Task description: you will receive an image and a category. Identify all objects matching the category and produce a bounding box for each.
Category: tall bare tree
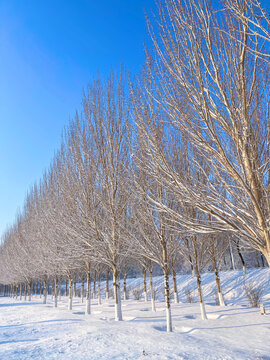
[144,0,270,263]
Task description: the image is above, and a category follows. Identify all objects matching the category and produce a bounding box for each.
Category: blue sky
[0,0,154,237]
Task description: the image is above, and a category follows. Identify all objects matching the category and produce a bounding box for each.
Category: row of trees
[0,0,270,332]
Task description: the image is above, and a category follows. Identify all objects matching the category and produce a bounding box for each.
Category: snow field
[1,268,270,360]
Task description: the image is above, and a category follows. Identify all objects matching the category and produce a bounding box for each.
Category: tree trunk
[106,269,109,300]
[19,283,22,301]
[73,280,76,298]
[81,273,84,303]
[112,265,122,321]
[229,240,236,270]
[149,268,156,312]
[98,268,101,305]
[65,279,68,297]
[123,271,127,301]
[261,249,270,267]
[142,268,148,302]
[54,277,58,308]
[162,243,172,332]
[192,237,207,320]
[171,267,179,304]
[68,277,73,310]
[58,279,61,300]
[24,282,27,301]
[211,250,226,306]
[28,281,32,301]
[93,271,96,299]
[85,263,91,315]
[236,241,246,274]
[163,265,172,332]
[43,280,47,304]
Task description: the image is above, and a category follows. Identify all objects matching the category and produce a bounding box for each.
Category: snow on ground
[1,268,270,360]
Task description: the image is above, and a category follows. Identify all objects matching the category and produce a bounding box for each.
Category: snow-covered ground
[1,268,270,360]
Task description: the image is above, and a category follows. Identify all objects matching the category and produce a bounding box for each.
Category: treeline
[0,0,270,332]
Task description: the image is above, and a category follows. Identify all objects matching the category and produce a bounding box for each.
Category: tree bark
[162,244,172,332]
[28,281,32,301]
[98,268,101,305]
[105,269,109,300]
[171,267,179,304]
[24,282,27,301]
[236,240,246,274]
[192,237,207,320]
[149,267,156,312]
[43,280,47,304]
[54,277,58,307]
[81,272,84,303]
[68,276,73,310]
[211,247,226,306]
[93,271,96,299]
[142,268,148,302]
[112,264,122,321]
[85,262,91,315]
[123,270,127,301]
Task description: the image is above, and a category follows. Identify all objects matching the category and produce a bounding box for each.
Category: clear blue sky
[0,0,154,238]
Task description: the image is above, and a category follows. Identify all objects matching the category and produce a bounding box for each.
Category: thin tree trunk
[19,283,22,300]
[237,241,246,274]
[171,267,179,304]
[58,279,62,300]
[142,268,148,302]
[162,243,172,332]
[106,269,109,300]
[81,273,84,303]
[85,262,91,315]
[229,240,236,270]
[43,280,47,304]
[261,249,270,267]
[68,276,73,310]
[28,281,32,301]
[149,267,156,312]
[186,239,194,276]
[112,264,122,321]
[40,283,43,298]
[54,277,58,308]
[65,279,68,297]
[98,268,101,305]
[73,280,76,298]
[24,282,27,301]
[211,246,226,306]
[123,270,127,301]
[192,236,207,320]
[261,252,266,267]
[93,271,96,299]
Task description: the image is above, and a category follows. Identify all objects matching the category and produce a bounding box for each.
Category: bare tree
[79,71,132,321]
[143,0,270,264]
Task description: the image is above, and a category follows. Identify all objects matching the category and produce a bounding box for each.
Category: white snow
[1,268,270,360]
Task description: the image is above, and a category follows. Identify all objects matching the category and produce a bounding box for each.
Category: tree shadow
[178,322,270,334]
[0,302,40,307]
[0,318,82,329]
[0,338,39,345]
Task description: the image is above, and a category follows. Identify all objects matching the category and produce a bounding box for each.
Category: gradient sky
[0,0,154,238]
